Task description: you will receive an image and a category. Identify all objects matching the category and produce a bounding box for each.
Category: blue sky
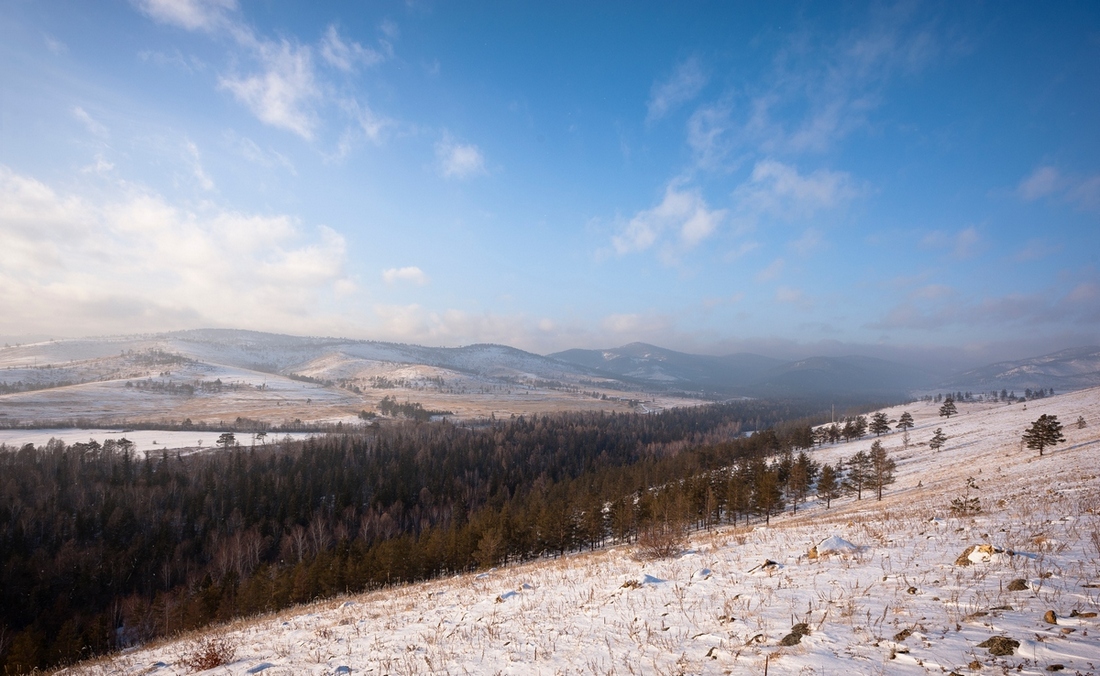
[1,1,1097,368]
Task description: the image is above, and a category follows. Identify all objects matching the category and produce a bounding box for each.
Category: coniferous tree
[869,412,892,436]
[939,397,958,418]
[868,440,896,501]
[845,450,872,500]
[896,411,914,433]
[1022,414,1065,456]
[816,463,840,508]
[929,427,947,451]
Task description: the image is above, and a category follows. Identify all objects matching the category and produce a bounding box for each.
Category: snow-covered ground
[58,388,1100,675]
[0,428,319,455]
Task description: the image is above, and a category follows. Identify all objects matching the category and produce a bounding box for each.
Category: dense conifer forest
[0,399,848,673]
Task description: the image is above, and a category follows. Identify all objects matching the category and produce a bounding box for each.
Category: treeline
[0,399,838,673]
[376,395,454,421]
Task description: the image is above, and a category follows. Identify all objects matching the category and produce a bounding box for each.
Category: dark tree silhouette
[1022,414,1065,456]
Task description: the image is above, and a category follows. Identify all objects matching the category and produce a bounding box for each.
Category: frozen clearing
[60,388,1100,675]
[0,429,319,455]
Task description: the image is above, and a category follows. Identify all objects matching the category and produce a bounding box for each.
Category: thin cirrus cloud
[734,159,859,217]
[0,164,353,335]
[136,1,391,144]
[382,266,428,286]
[1017,165,1100,212]
[134,0,236,32]
[647,57,708,123]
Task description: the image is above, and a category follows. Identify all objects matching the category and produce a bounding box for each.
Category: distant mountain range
[549,343,936,399]
[3,330,1097,417]
[933,345,1100,394]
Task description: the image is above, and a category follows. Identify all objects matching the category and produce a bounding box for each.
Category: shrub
[179,634,237,673]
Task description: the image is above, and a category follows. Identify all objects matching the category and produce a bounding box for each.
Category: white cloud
[1017,165,1100,212]
[320,25,385,72]
[184,140,215,191]
[134,0,235,31]
[436,137,486,180]
[72,107,108,138]
[612,184,727,256]
[733,159,859,220]
[0,165,352,335]
[382,266,428,286]
[647,57,708,123]
[219,39,320,139]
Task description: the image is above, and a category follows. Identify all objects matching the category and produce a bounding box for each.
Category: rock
[977,635,1019,656]
[1043,610,1057,624]
[1070,609,1097,618]
[893,628,912,641]
[790,623,810,636]
[907,586,918,594]
[1047,664,1065,671]
[968,660,982,670]
[1007,578,1029,591]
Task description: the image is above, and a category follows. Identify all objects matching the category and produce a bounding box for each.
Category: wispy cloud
[612,183,727,257]
[732,159,859,222]
[320,24,386,72]
[43,34,67,55]
[755,258,784,282]
[382,266,428,286]
[133,0,236,32]
[72,107,108,138]
[921,226,982,259]
[436,136,486,179]
[1017,165,1100,212]
[219,39,320,139]
[647,57,708,123]
[184,140,215,191]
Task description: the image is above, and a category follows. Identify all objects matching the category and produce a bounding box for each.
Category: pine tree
[816,463,840,508]
[869,440,896,501]
[929,427,947,451]
[845,450,872,500]
[939,397,958,418]
[869,412,892,436]
[1022,414,1065,456]
[896,411,914,432]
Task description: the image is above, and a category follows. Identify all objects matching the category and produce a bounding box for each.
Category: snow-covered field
[58,388,1100,675]
[0,428,319,455]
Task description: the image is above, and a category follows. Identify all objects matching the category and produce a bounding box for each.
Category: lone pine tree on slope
[939,397,958,418]
[1022,414,1065,456]
[869,411,892,436]
[929,427,947,451]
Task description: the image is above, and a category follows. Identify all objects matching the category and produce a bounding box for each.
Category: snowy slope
[59,387,1100,676]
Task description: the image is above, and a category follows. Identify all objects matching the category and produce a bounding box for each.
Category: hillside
[935,346,1100,394]
[58,388,1100,675]
[0,330,702,426]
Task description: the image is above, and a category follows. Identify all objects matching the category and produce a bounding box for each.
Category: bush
[635,520,687,560]
[179,634,237,673]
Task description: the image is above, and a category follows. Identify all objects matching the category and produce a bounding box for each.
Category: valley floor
[59,389,1100,675]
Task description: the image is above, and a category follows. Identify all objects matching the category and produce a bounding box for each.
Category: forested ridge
[0,399,844,673]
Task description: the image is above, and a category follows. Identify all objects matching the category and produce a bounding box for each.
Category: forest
[0,398,877,673]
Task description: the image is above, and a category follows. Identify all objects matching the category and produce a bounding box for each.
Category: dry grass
[177,634,237,673]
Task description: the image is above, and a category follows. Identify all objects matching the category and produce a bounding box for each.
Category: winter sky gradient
[1,1,1098,368]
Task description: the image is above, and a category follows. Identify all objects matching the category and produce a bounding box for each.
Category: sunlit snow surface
[59,388,1100,675]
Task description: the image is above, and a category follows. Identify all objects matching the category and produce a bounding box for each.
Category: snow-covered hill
[59,387,1100,675]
